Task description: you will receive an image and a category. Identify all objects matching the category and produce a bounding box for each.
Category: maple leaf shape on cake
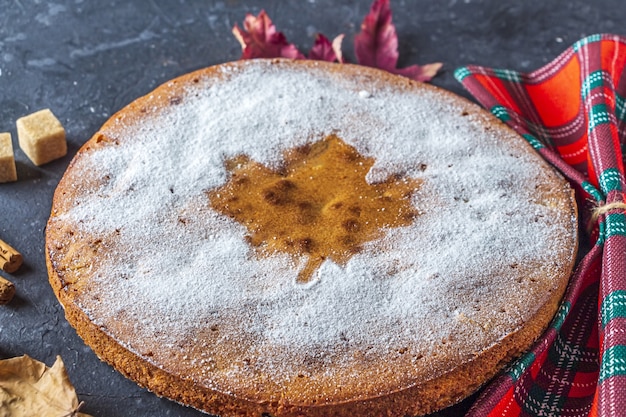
[208,135,421,284]
[354,0,442,82]
[308,33,345,63]
[232,10,305,59]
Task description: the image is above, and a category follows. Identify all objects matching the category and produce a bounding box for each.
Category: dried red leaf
[308,34,345,63]
[354,0,441,81]
[393,62,443,82]
[232,10,304,59]
[231,2,441,82]
[331,34,345,64]
[354,0,397,69]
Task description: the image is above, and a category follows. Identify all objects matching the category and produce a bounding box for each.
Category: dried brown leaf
[0,355,91,417]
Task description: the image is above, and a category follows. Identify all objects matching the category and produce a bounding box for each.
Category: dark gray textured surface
[0,1,623,416]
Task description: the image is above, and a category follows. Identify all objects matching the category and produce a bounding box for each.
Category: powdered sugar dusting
[50,60,577,398]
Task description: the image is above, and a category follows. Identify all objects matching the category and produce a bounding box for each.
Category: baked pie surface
[46,59,578,416]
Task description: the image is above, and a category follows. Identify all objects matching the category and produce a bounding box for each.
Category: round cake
[46,59,578,417]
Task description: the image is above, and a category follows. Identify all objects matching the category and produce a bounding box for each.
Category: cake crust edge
[45,59,579,417]
[46,236,576,417]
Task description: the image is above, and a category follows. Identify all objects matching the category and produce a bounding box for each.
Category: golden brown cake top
[47,59,577,404]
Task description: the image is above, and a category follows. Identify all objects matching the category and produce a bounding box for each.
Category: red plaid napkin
[454,34,626,417]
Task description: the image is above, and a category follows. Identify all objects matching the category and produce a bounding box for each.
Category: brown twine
[587,201,626,233]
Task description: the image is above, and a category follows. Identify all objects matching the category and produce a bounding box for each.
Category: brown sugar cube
[0,133,17,183]
[16,109,67,166]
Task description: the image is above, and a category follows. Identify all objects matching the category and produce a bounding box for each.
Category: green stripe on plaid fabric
[493,69,522,83]
[523,385,567,416]
[581,180,604,202]
[582,71,608,99]
[589,103,612,130]
[453,67,472,82]
[605,213,626,238]
[599,167,623,194]
[616,93,626,123]
[551,301,571,330]
[508,350,536,382]
[601,290,626,328]
[573,33,603,52]
[599,344,626,383]
[597,218,607,245]
[522,133,545,150]
[491,105,511,122]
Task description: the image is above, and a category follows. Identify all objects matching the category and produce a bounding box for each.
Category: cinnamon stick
[0,276,15,304]
[0,239,22,273]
